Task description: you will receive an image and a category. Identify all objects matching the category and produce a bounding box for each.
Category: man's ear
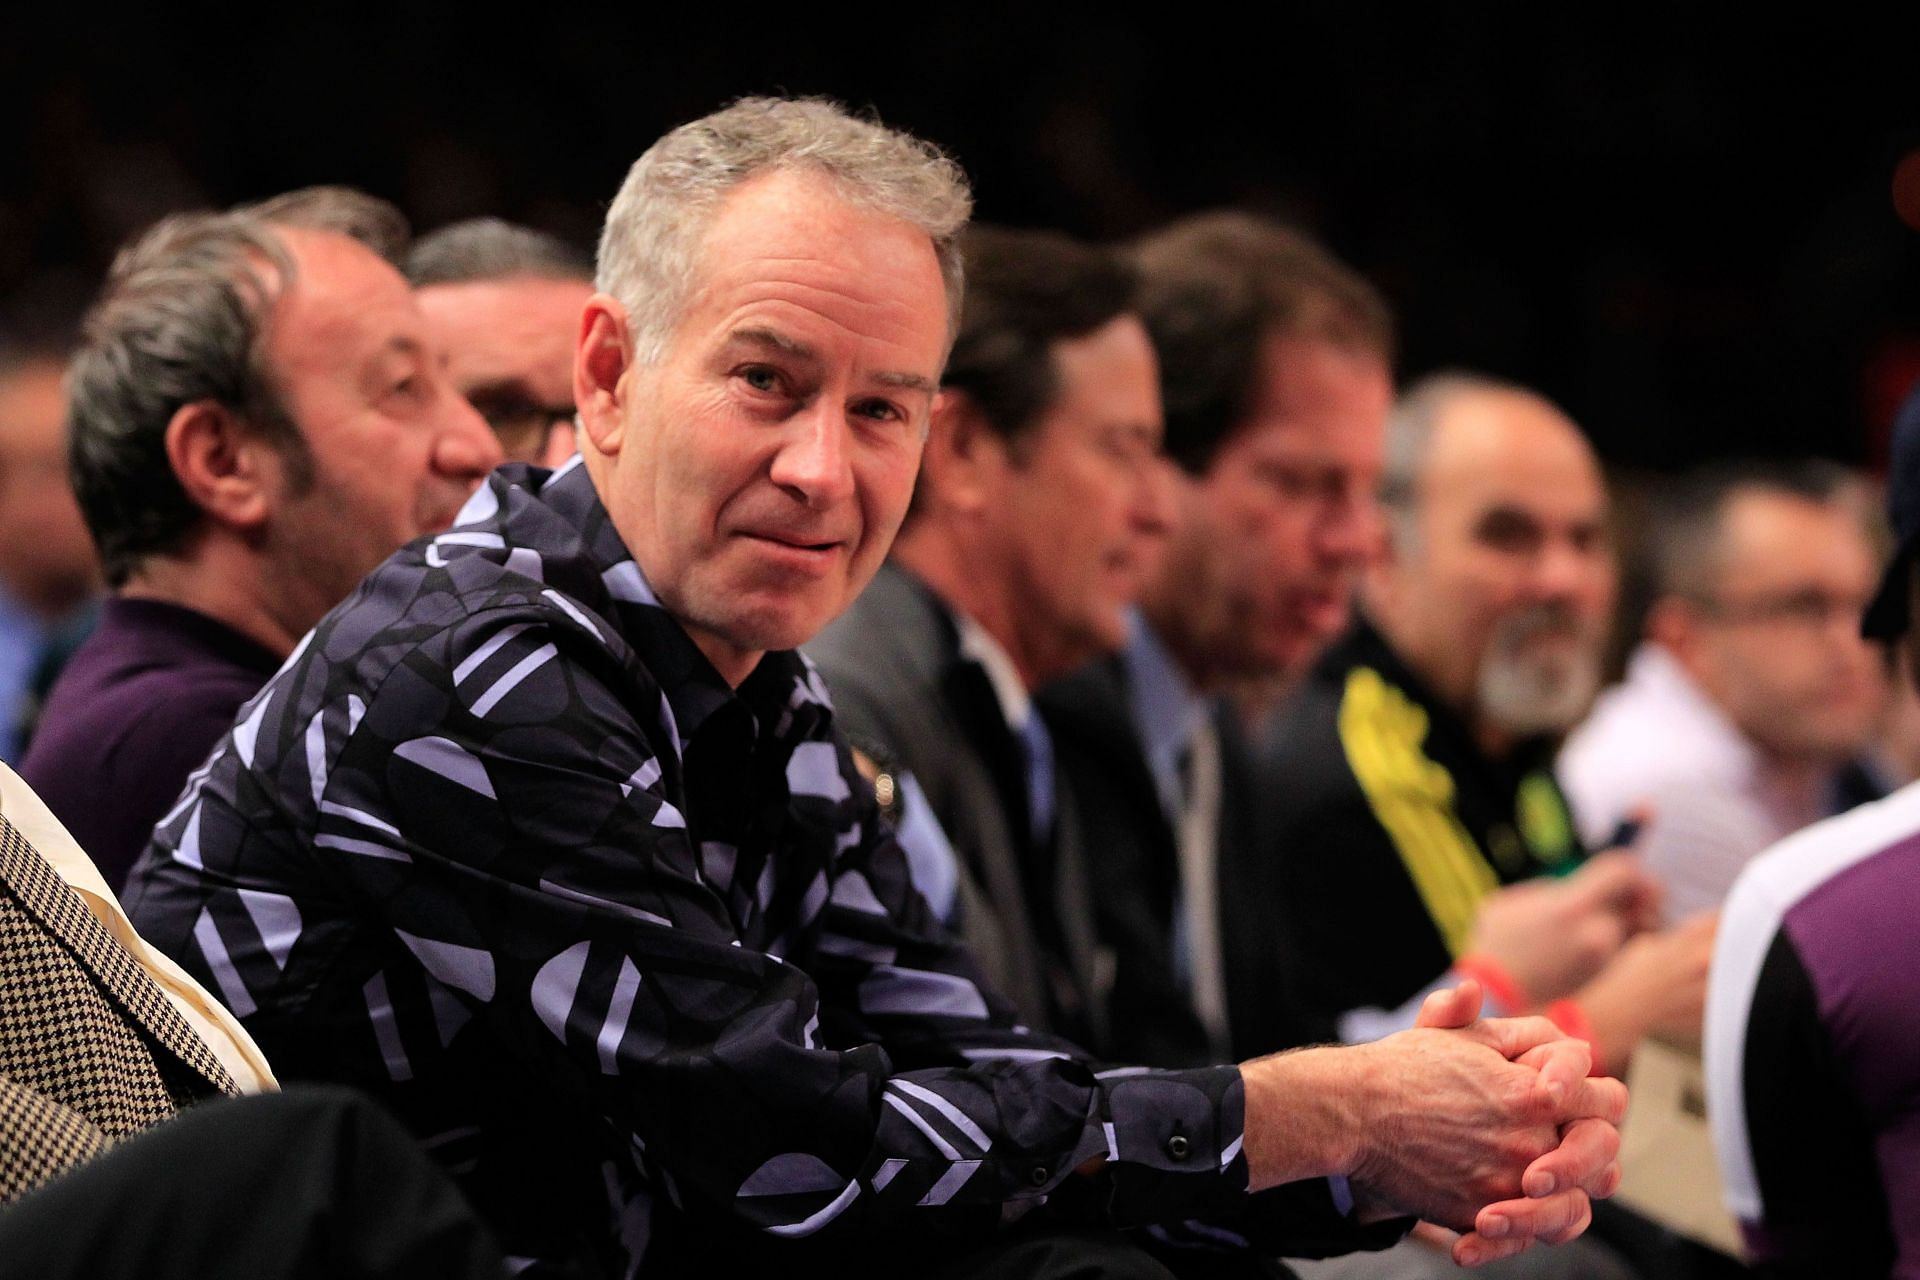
[163,400,273,532]
[1646,596,1701,667]
[919,389,1006,517]
[576,294,636,456]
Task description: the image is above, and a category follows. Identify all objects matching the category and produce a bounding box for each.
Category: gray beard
[1474,607,1603,738]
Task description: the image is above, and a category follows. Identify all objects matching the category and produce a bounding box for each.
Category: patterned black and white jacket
[123,459,1373,1276]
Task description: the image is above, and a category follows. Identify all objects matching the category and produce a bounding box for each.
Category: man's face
[1370,390,1616,738]
[1676,490,1883,763]
[0,357,99,614]
[1155,333,1391,682]
[984,313,1167,678]
[579,170,948,684]
[415,275,593,465]
[261,228,503,622]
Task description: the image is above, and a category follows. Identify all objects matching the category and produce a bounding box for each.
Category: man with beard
[1561,462,1886,919]
[1260,374,1713,1078]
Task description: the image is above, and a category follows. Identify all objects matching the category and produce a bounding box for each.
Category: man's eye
[853,398,903,423]
[739,366,782,394]
[392,376,421,400]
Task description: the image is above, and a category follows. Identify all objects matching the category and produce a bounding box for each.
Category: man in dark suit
[807,226,1169,1051]
[1039,213,1398,1066]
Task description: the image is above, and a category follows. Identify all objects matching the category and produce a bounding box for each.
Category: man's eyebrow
[724,326,817,361]
[725,326,935,394]
[873,369,937,395]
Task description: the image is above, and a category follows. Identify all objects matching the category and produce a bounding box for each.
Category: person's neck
[120,542,302,659]
[0,562,94,624]
[1139,586,1220,695]
[892,525,1055,692]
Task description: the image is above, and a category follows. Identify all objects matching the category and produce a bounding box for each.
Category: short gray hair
[68,186,408,586]
[405,218,591,288]
[597,96,972,365]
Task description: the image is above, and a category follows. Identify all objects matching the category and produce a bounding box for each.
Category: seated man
[0,338,100,764]
[126,98,1623,1278]
[1262,373,1709,1074]
[1041,212,1398,1068]
[809,225,1170,1051]
[1561,461,1885,919]
[21,188,501,888]
[408,218,595,466]
[1706,388,1920,1277]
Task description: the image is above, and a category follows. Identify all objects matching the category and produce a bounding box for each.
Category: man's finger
[1416,979,1483,1030]
[1451,1231,1531,1268]
[1470,1188,1594,1252]
[1522,1116,1622,1199]
[1557,1076,1629,1127]
[1569,849,1658,916]
[1510,1034,1592,1103]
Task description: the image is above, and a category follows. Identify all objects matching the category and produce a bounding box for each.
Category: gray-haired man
[128,101,1623,1277]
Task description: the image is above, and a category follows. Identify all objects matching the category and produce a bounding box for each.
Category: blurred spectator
[1561,462,1884,919]
[808,225,1168,1048]
[1262,373,1709,1077]
[1039,212,1394,1066]
[0,342,100,762]
[20,187,499,888]
[407,218,594,466]
[1706,385,1920,1277]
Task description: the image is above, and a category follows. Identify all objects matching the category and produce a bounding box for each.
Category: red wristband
[1545,998,1602,1073]
[1453,954,1531,1014]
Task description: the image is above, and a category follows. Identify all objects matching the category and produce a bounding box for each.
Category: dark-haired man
[408,218,594,466]
[1707,388,1920,1277]
[808,224,1170,1048]
[22,188,500,887]
[1562,461,1885,918]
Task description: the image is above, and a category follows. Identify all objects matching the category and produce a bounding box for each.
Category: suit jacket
[0,766,246,1200]
[806,563,1107,1049]
[1041,655,1314,1067]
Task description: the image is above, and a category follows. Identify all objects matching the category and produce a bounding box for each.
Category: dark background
[7,10,1920,472]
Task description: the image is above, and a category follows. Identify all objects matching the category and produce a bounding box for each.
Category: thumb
[1416,979,1484,1030]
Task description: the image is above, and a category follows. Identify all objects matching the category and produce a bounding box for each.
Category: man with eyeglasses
[1561,460,1886,919]
[408,218,594,467]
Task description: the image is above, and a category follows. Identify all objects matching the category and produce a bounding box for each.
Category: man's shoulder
[1728,783,1920,951]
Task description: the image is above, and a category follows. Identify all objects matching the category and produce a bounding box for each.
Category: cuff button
[1165,1134,1191,1161]
[1029,1165,1050,1187]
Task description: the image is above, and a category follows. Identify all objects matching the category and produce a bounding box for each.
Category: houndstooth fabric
[0,811,234,1197]
[0,1077,111,1201]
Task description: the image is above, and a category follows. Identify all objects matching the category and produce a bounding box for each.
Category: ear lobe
[576,294,635,456]
[920,390,1005,516]
[1645,597,1696,660]
[163,400,274,532]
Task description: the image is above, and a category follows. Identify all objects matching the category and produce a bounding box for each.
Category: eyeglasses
[466,393,576,457]
[1689,587,1874,631]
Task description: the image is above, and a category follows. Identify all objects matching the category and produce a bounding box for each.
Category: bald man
[1257,374,1712,1079]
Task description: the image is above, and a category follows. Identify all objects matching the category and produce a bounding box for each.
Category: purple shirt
[1707,780,1920,1276]
[19,597,279,890]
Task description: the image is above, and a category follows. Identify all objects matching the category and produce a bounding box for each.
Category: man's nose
[435,390,506,481]
[769,403,855,509]
[1317,486,1383,566]
[1130,457,1178,539]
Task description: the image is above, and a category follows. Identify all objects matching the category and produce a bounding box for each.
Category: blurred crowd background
[7,12,1920,472]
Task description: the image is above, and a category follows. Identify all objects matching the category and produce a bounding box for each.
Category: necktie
[1017,709,1055,848]
[1176,715,1228,1054]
